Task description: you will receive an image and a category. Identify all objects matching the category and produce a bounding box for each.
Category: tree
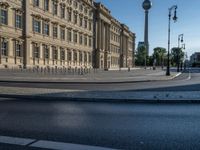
[152,47,167,67]
[171,47,184,72]
[135,46,147,66]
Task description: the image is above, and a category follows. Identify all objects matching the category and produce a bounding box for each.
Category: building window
[79,34,82,45]
[16,41,22,57]
[1,9,7,25]
[74,51,77,62]
[84,18,87,29]
[52,47,58,60]
[79,17,83,27]
[89,53,91,63]
[60,28,65,40]
[67,29,72,42]
[33,19,41,33]
[43,22,49,36]
[67,51,71,61]
[60,6,65,19]
[73,31,77,43]
[74,12,77,24]
[73,1,78,9]
[67,9,72,22]
[79,5,83,12]
[89,10,92,17]
[43,45,49,59]
[89,21,92,31]
[15,14,22,29]
[44,0,49,11]
[84,35,87,46]
[84,8,88,15]
[33,0,39,7]
[33,45,40,58]
[52,1,58,15]
[1,39,8,56]
[89,37,92,47]
[60,48,65,60]
[79,52,82,62]
[53,25,58,38]
[84,52,87,63]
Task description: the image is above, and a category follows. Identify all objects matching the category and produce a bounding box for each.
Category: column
[24,0,30,68]
[101,21,104,50]
[39,44,43,66]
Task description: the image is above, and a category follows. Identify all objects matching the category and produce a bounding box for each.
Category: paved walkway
[0,68,193,102]
[0,68,179,83]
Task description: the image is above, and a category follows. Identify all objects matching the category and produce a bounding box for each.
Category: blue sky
[95,0,200,57]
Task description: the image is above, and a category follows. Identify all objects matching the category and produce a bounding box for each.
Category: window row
[33,0,93,18]
[32,19,93,47]
[0,8,92,32]
[111,32,120,43]
[0,9,23,29]
[32,44,92,63]
[110,44,120,54]
[0,39,23,57]
[111,56,120,65]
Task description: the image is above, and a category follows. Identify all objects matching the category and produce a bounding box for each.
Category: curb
[0,73,182,84]
[0,94,200,104]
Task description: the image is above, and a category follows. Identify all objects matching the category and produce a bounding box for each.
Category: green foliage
[171,47,184,66]
[152,47,167,66]
[135,46,147,66]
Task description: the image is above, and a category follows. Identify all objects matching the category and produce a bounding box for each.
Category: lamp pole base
[166,66,170,76]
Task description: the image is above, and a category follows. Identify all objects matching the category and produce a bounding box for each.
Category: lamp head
[173,8,178,22]
[142,0,152,10]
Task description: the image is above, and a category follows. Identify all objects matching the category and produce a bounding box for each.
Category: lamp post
[177,34,183,72]
[181,43,186,71]
[166,5,178,76]
[178,34,184,48]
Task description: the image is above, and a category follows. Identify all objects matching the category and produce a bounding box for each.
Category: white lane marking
[174,72,182,78]
[0,136,36,146]
[31,140,117,150]
[186,72,191,80]
[0,135,117,150]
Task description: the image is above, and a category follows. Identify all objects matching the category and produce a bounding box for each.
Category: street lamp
[166,5,178,76]
[177,34,184,72]
[178,34,184,48]
[181,43,186,71]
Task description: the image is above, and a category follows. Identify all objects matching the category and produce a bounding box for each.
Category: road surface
[1,100,200,149]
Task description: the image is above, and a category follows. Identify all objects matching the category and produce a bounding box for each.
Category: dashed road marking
[0,135,117,150]
[0,136,36,146]
[31,140,117,150]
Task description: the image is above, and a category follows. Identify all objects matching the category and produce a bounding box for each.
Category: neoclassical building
[93,2,135,69]
[0,0,135,70]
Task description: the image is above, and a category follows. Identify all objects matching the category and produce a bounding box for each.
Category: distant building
[190,52,200,67]
[137,42,145,49]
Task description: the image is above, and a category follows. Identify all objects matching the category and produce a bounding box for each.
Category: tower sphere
[142,0,152,10]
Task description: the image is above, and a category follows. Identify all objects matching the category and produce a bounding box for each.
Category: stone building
[93,2,135,69]
[0,0,135,70]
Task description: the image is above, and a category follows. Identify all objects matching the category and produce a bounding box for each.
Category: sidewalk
[0,68,180,83]
[0,68,192,102]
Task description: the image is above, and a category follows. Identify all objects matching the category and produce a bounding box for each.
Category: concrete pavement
[0,68,198,102]
[0,68,180,83]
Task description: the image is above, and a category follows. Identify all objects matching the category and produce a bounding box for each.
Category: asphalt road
[1,100,200,149]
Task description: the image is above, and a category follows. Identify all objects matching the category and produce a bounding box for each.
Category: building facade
[0,0,135,70]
